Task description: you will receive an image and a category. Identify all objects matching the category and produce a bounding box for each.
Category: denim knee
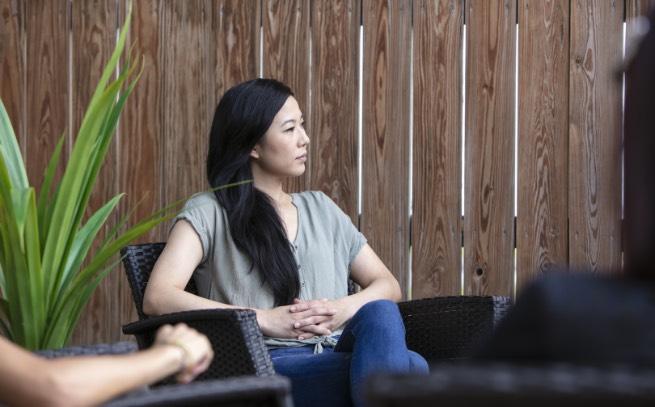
[355,299,405,334]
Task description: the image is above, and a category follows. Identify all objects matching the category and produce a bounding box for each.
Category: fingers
[296,324,332,340]
[287,299,339,340]
[155,323,214,383]
[289,298,332,313]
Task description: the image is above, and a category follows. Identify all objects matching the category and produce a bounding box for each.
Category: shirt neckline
[289,193,300,245]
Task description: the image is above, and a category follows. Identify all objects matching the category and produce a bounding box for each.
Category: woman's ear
[250,146,260,159]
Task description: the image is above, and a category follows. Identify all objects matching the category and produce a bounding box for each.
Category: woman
[143,78,428,407]
[0,323,213,407]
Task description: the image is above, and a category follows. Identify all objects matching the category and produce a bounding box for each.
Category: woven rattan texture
[399,296,512,362]
[121,243,276,380]
[121,243,198,321]
[36,342,138,359]
[104,375,293,407]
[366,363,655,407]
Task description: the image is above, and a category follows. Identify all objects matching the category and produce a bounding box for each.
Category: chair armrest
[123,308,275,380]
[366,363,655,407]
[104,375,293,407]
[36,342,138,359]
[399,296,512,362]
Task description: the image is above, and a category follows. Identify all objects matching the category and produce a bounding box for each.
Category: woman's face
[250,96,309,179]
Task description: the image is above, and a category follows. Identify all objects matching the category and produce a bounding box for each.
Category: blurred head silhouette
[623,10,655,280]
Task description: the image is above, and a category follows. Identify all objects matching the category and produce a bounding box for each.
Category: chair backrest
[121,242,198,321]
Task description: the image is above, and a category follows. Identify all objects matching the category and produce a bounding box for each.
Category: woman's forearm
[42,345,185,407]
[0,340,184,407]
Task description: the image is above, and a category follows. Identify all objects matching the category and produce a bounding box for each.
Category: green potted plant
[0,6,176,350]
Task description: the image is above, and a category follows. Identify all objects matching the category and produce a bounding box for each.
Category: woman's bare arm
[0,324,212,407]
[143,220,241,315]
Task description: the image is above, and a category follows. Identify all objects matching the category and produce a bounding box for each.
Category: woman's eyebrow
[280,115,303,127]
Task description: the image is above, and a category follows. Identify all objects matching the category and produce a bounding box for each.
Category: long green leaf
[0,262,5,298]
[42,77,130,308]
[37,132,66,244]
[41,4,134,309]
[45,257,120,348]
[0,100,28,189]
[4,188,39,348]
[23,189,45,348]
[61,68,140,263]
[49,195,122,314]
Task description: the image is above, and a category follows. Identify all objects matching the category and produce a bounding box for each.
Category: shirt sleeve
[172,193,219,264]
[319,192,367,267]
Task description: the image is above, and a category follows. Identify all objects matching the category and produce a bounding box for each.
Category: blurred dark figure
[475,9,655,366]
[624,10,655,279]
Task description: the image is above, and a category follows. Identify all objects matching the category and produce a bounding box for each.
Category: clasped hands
[260,298,349,340]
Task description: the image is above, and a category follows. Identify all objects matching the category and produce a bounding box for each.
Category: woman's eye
[300,122,305,129]
[284,127,294,132]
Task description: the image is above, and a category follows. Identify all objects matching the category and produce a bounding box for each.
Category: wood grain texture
[463,0,516,296]
[161,0,214,207]
[0,0,24,143]
[118,0,165,245]
[262,0,310,193]
[105,0,167,343]
[568,0,623,273]
[411,0,463,298]
[515,0,569,292]
[361,0,412,297]
[23,0,69,189]
[213,0,260,95]
[309,0,359,222]
[70,0,122,346]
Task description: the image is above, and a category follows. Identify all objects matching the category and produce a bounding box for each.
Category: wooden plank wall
[0,0,653,345]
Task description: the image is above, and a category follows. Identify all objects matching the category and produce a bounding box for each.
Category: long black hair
[207,78,300,306]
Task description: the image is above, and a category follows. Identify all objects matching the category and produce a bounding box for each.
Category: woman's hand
[154,323,214,383]
[257,301,340,340]
[288,298,352,340]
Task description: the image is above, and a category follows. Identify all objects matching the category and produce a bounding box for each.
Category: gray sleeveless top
[174,190,367,351]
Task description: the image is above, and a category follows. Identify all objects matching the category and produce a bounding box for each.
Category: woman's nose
[300,128,310,145]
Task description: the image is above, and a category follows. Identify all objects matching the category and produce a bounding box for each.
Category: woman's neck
[253,178,288,206]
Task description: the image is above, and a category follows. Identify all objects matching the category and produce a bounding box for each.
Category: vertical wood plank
[0,0,24,142]
[118,0,165,245]
[23,0,69,189]
[213,0,260,95]
[309,0,359,221]
[463,0,516,296]
[569,0,623,273]
[104,0,166,343]
[161,0,215,209]
[361,0,412,297]
[262,0,310,193]
[515,0,569,292]
[411,0,463,298]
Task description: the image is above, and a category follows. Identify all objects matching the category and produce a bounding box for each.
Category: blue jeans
[269,299,429,407]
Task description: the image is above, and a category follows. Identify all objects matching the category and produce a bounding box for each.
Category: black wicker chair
[365,362,655,407]
[36,341,293,407]
[121,242,512,380]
